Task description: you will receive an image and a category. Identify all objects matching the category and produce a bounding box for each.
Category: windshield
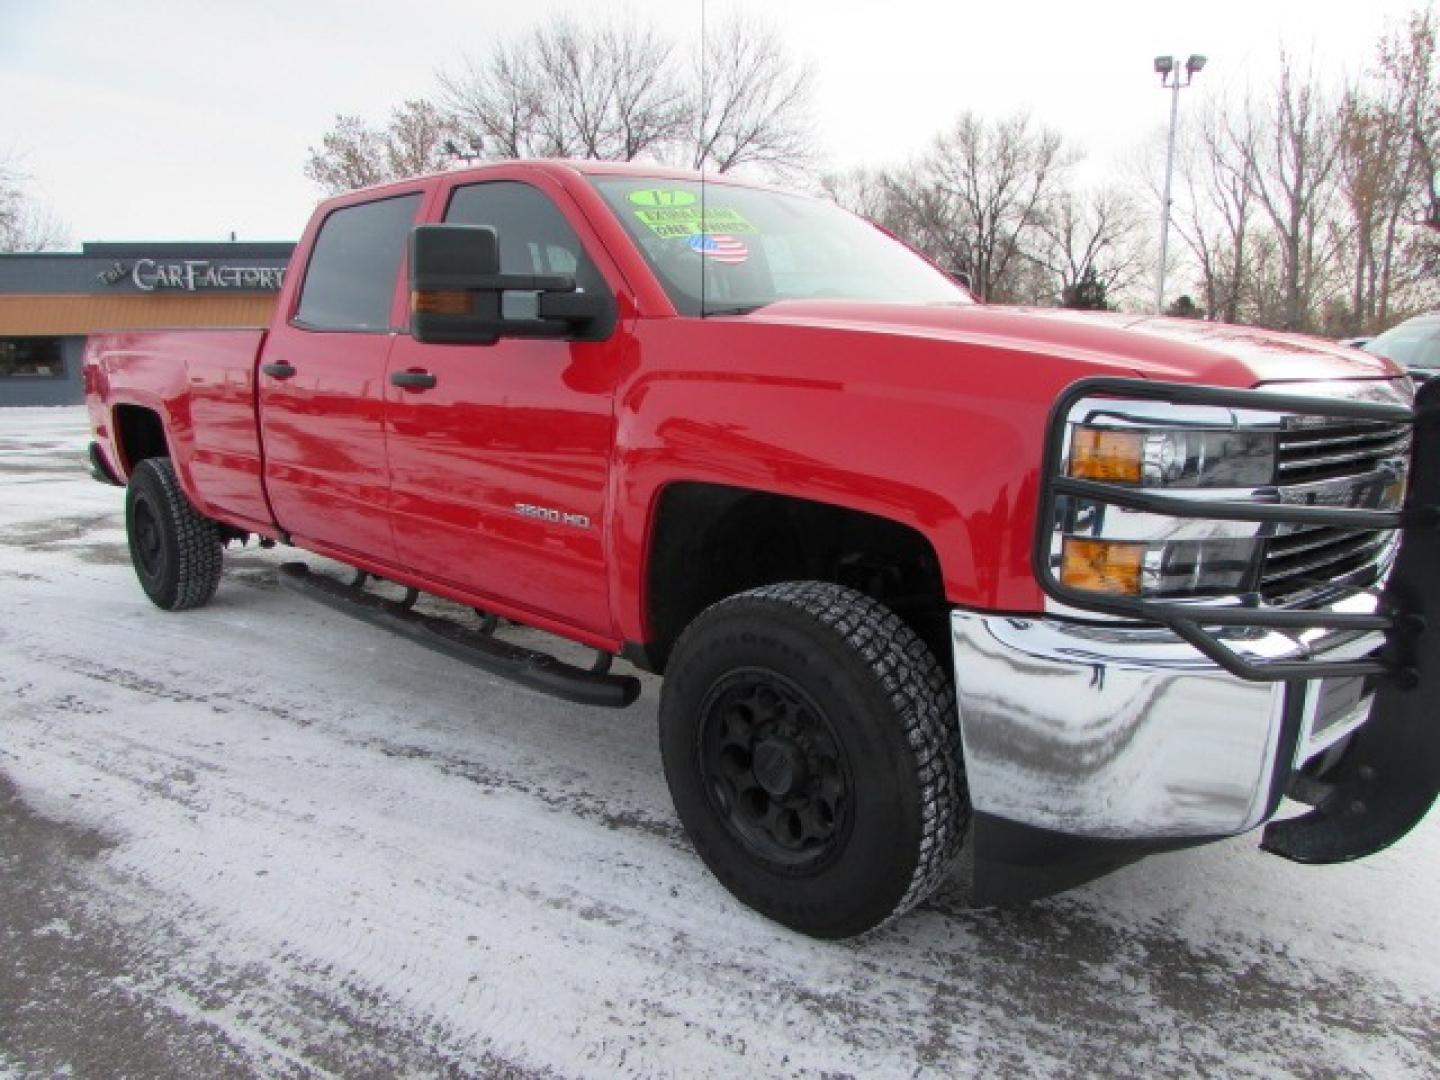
[1363,317,1440,370]
[590,176,973,316]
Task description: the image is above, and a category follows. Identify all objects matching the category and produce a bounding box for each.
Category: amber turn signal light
[1069,427,1143,483]
[1060,538,1145,595]
[411,289,472,315]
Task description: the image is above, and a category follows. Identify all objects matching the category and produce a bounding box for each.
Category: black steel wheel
[125,457,223,611]
[699,669,853,870]
[660,581,968,938]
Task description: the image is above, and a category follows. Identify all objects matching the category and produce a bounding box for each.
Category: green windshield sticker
[628,188,697,207]
[633,206,757,239]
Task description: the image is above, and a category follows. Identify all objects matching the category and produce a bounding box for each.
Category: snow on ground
[0,407,1436,1078]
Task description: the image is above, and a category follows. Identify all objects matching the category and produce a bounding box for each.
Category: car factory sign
[98,259,287,292]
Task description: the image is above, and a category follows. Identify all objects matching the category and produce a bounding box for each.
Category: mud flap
[1262,378,1440,863]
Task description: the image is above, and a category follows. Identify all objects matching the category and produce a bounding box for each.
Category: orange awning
[0,293,278,336]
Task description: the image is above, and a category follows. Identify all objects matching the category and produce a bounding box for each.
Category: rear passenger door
[384,176,627,637]
[260,192,422,563]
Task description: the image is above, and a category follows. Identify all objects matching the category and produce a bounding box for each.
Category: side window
[295,193,421,331]
[444,182,605,294]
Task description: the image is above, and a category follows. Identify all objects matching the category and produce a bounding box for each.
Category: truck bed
[85,328,273,531]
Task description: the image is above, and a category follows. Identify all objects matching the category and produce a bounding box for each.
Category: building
[0,241,294,406]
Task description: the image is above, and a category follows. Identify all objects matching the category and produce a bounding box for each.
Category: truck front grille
[1261,416,1411,603]
[1260,525,1394,600]
[1275,419,1411,484]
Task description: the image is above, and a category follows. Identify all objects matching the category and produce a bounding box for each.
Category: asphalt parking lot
[1,407,1437,1079]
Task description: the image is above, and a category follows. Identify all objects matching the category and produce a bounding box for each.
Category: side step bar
[277,562,641,709]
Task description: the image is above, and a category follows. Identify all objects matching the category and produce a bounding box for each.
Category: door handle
[390,370,438,391]
[261,362,297,380]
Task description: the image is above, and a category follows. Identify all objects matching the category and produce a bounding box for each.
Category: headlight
[1057,413,1277,599]
[1059,536,1261,596]
[1045,381,1413,613]
[1069,426,1275,488]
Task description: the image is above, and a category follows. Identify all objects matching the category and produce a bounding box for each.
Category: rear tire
[125,457,223,611]
[659,581,968,938]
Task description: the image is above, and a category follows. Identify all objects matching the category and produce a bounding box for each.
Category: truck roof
[323,158,791,206]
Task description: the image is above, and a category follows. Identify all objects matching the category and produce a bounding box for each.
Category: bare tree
[306,100,462,195]
[324,14,813,185]
[690,15,814,176]
[1337,91,1414,332]
[1167,101,1258,324]
[438,16,686,164]
[605,21,690,161]
[1371,8,1440,322]
[439,41,551,159]
[1381,9,1440,222]
[850,113,1072,303]
[818,167,894,222]
[1139,27,1437,333]
[305,115,389,194]
[0,157,67,252]
[1034,186,1149,307]
[879,164,980,279]
[383,100,462,179]
[1244,54,1344,332]
[897,111,1069,302]
[531,17,686,160]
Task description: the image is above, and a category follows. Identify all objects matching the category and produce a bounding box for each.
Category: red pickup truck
[84,160,1439,938]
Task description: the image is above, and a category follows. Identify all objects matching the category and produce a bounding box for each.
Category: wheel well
[642,483,951,674]
[113,404,168,472]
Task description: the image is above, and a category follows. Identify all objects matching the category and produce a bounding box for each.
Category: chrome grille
[1260,525,1393,599]
[1275,419,1410,484]
[1261,414,1410,602]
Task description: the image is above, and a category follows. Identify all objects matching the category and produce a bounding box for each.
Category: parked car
[82,161,1440,938]
[1362,311,1440,383]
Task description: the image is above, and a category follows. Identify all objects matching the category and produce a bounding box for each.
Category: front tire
[659,581,968,938]
[125,457,223,611]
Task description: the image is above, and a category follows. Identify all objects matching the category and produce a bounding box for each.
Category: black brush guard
[1035,377,1440,864]
[1264,380,1440,862]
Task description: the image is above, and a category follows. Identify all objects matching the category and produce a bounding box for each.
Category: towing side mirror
[408,224,613,345]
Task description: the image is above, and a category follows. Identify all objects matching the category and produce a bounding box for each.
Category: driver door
[383,176,628,637]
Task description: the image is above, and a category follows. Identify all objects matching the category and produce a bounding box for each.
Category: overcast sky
[0,0,1429,244]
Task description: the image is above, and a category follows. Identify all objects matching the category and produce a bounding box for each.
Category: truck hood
[740,301,1404,387]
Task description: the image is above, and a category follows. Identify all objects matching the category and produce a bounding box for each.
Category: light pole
[1153,53,1206,315]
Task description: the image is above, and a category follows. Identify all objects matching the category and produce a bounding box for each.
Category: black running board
[277,562,641,709]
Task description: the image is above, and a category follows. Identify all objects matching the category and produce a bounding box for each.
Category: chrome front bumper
[950,607,1383,840]
[960,377,1439,901]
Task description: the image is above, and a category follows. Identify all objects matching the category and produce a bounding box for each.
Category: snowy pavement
[0,406,1436,1079]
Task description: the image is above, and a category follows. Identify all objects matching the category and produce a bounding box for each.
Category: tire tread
[129,457,223,610]
[671,580,969,930]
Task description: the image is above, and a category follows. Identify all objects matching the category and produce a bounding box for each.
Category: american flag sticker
[688,233,749,264]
